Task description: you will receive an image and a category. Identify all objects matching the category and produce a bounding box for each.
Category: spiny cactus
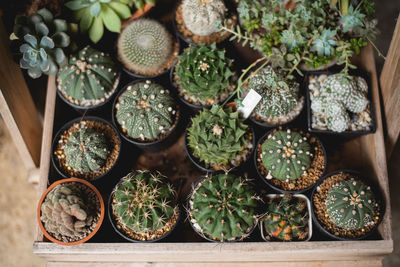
[115,80,177,141]
[182,0,227,36]
[325,179,377,230]
[261,129,311,182]
[112,171,179,241]
[12,8,70,78]
[187,105,252,170]
[40,183,99,243]
[189,173,260,241]
[117,18,175,76]
[57,46,119,107]
[174,44,235,105]
[262,194,309,241]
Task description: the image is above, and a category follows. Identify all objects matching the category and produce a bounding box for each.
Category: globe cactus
[111,171,179,241]
[57,46,119,107]
[189,173,260,241]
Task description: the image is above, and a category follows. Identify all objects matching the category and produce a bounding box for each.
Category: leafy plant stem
[366,36,386,59]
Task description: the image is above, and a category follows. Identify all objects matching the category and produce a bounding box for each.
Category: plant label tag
[238,89,262,119]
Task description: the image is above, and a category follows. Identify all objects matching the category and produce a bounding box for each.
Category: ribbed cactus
[187,105,252,170]
[115,80,177,141]
[57,46,119,107]
[262,194,309,241]
[40,183,99,243]
[261,129,311,181]
[189,173,260,241]
[174,44,235,105]
[111,171,179,241]
[325,179,377,230]
[182,0,227,36]
[117,18,174,76]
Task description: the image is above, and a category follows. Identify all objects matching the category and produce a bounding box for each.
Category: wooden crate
[32,44,393,266]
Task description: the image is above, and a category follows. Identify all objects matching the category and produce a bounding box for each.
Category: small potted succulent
[311,170,384,240]
[254,127,326,194]
[112,80,181,152]
[185,105,254,173]
[57,46,120,111]
[37,178,104,245]
[260,194,312,242]
[52,117,121,181]
[171,44,236,111]
[109,170,180,242]
[187,173,261,242]
[117,18,179,78]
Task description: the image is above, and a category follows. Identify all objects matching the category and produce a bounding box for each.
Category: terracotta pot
[121,4,153,29]
[37,178,105,246]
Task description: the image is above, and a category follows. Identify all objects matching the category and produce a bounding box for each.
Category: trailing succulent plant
[187,105,251,170]
[189,173,260,241]
[174,44,235,105]
[181,0,227,36]
[117,18,175,76]
[57,46,119,107]
[115,80,177,141]
[11,8,70,78]
[262,194,309,241]
[112,171,179,241]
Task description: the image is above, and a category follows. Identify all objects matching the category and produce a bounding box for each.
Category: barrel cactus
[57,46,119,107]
[111,171,179,241]
[115,80,177,141]
[189,173,260,241]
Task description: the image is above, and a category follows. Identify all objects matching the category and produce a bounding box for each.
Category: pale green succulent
[340,5,365,33]
[311,29,337,57]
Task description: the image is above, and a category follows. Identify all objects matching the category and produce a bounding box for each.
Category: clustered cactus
[262,194,309,241]
[174,44,235,106]
[57,46,119,107]
[115,80,177,141]
[40,182,99,243]
[189,173,260,241]
[112,171,179,241]
[12,8,70,78]
[187,105,252,170]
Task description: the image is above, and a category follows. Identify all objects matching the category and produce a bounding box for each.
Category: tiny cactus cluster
[181,0,227,36]
[189,173,260,241]
[115,80,177,141]
[112,171,179,241]
[262,194,309,241]
[261,129,311,182]
[57,46,119,107]
[174,44,235,106]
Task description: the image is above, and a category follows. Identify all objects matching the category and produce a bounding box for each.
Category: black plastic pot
[254,128,327,195]
[310,170,385,241]
[51,116,122,182]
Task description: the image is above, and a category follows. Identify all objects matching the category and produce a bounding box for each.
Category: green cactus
[117,18,175,76]
[57,46,119,107]
[12,8,70,79]
[262,194,309,241]
[187,105,252,170]
[115,80,177,141]
[189,173,260,241]
[260,129,311,181]
[174,44,235,106]
[111,171,179,241]
[325,178,377,230]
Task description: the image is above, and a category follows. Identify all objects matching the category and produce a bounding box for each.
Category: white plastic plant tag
[238,89,262,119]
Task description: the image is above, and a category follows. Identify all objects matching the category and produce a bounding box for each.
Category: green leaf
[80,8,94,32]
[109,2,131,19]
[54,48,66,65]
[20,58,30,69]
[53,19,68,33]
[28,66,43,78]
[40,36,55,49]
[89,16,104,43]
[101,5,121,33]
[35,22,49,37]
[53,32,70,47]
[24,34,38,47]
[65,0,87,10]
[90,2,101,16]
[37,8,53,23]
[19,44,31,53]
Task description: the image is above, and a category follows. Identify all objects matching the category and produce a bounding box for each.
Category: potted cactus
[171,44,236,111]
[311,170,384,240]
[117,18,179,78]
[260,194,312,242]
[254,127,326,194]
[109,170,180,242]
[57,46,120,111]
[188,173,261,242]
[37,178,104,245]
[185,105,254,172]
[52,116,121,181]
